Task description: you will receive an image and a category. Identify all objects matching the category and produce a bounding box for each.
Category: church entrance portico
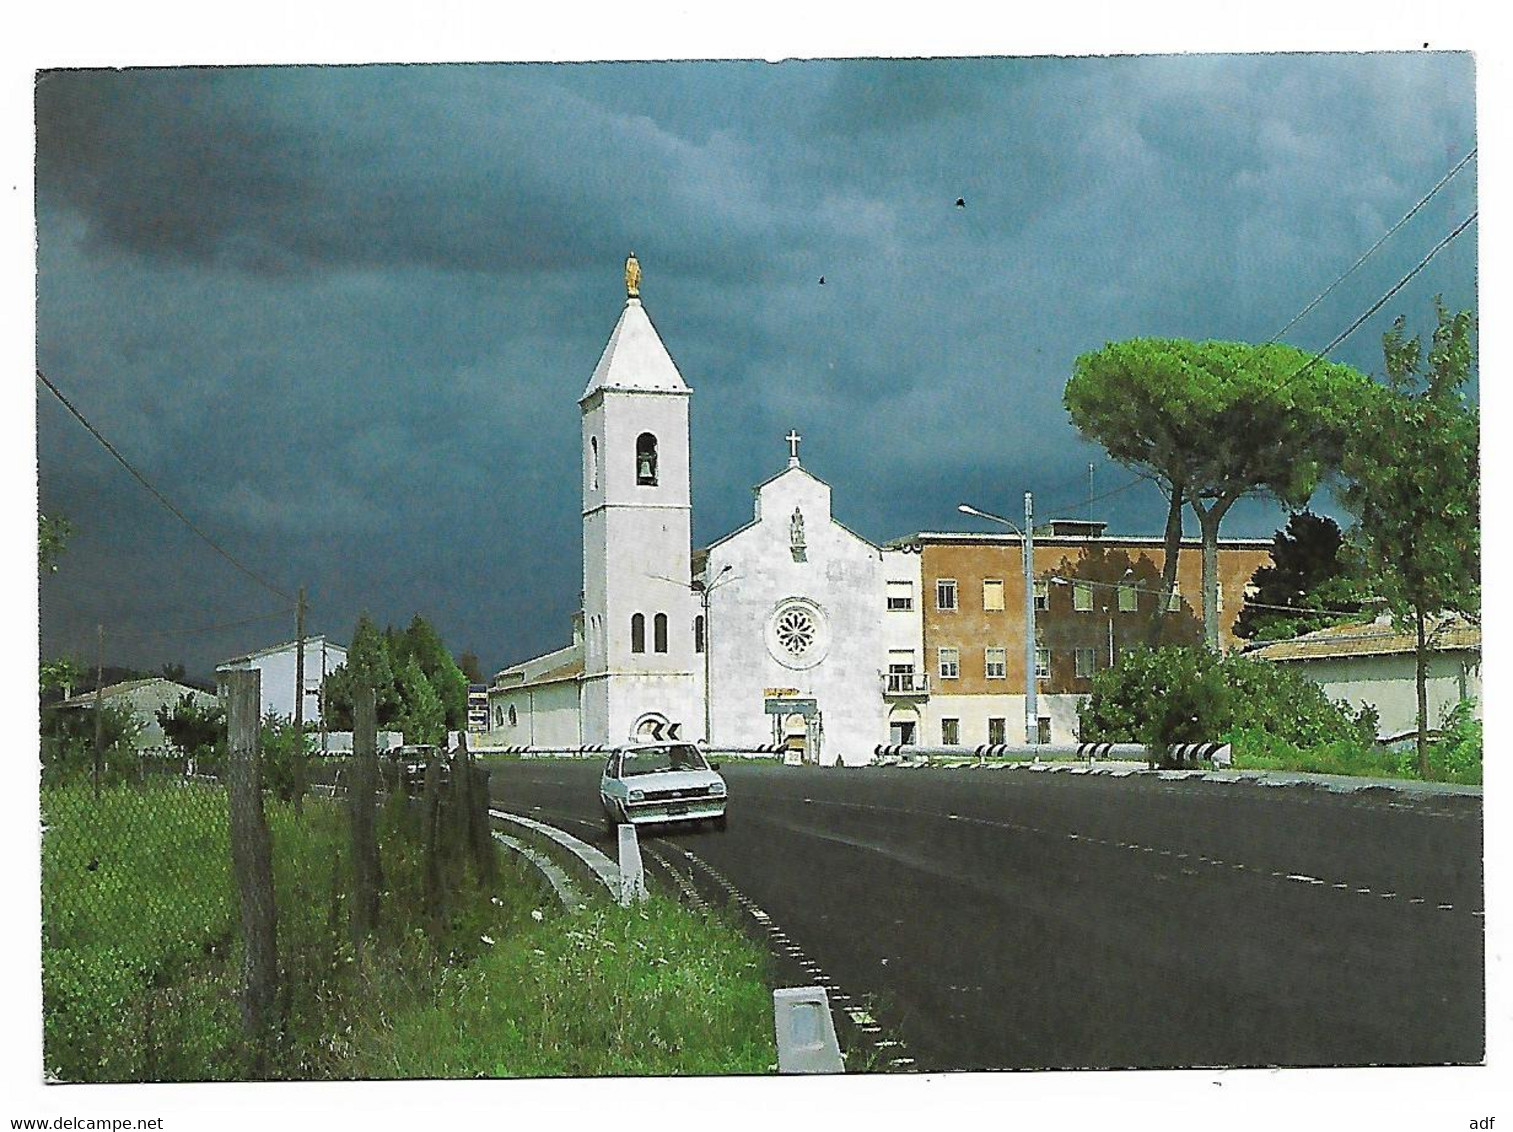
[765,695,821,764]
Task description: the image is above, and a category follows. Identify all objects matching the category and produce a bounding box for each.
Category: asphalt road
[486,759,1484,1072]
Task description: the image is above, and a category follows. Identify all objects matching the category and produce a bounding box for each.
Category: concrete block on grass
[774,986,844,1074]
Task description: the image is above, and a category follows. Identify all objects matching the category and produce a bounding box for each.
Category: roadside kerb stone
[491,830,586,910]
[490,809,622,898]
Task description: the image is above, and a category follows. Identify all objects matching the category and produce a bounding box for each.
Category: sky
[31,52,1478,680]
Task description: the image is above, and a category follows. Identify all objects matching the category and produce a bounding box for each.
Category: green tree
[1339,299,1479,778]
[456,651,484,685]
[1065,339,1374,649]
[323,614,400,730]
[155,693,225,758]
[1234,511,1373,642]
[395,615,470,731]
[393,657,446,747]
[38,512,72,575]
[40,656,86,701]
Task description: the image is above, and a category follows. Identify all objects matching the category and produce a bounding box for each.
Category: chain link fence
[40,675,496,1082]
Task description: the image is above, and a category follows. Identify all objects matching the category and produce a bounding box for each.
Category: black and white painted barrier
[872,742,1230,765]
[1168,742,1233,767]
[773,986,845,1074]
[471,744,784,759]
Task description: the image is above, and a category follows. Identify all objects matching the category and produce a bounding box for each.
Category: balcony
[882,671,930,697]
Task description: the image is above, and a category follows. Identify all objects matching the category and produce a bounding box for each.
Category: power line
[36,367,295,603]
[106,607,299,642]
[1269,147,1476,343]
[1268,210,1478,397]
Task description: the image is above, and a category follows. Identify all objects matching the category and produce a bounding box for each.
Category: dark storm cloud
[35,54,1476,676]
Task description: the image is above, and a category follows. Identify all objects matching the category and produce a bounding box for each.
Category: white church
[485,255,921,766]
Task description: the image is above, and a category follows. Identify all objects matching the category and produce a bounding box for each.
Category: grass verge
[41,780,775,1081]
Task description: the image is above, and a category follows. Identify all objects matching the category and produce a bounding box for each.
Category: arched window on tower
[635,433,659,486]
[653,613,668,653]
[694,614,705,654]
[589,436,599,491]
[631,613,646,654]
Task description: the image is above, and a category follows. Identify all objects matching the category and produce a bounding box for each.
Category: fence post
[225,668,278,1074]
[350,685,380,945]
[457,732,496,884]
[422,747,445,928]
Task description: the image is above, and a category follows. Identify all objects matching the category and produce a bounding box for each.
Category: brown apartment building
[884,519,1270,747]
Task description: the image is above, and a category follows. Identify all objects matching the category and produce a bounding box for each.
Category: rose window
[775,607,817,656]
[766,599,829,670]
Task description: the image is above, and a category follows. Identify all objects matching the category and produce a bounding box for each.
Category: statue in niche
[790,507,807,561]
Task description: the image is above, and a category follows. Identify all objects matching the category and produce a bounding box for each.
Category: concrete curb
[867,758,1481,798]
[491,830,586,910]
[489,809,622,896]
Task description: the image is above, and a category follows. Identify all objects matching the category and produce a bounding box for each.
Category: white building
[700,441,916,765]
[55,677,217,750]
[1247,615,1481,740]
[216,635,347,724]
[488,259,904,764]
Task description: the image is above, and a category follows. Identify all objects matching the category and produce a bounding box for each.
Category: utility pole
[1023,491,1037,747]
[293,586,307,805]
[93,623,104,797]
[294,586,306,735]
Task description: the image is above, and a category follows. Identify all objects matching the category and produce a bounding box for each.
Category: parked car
[599,741,727,831]
[396,744,448,793]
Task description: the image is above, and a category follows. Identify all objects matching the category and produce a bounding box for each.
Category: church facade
[484,258,1269,765]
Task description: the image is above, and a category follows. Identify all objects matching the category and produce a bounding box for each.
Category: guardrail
[471,744,784,759]
[871,742,1230,765]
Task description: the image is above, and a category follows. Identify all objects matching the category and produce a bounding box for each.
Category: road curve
[486,759,1483,1072]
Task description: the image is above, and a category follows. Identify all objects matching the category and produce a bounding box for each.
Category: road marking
[666,844,913,1071]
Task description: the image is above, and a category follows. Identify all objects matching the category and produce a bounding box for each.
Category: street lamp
[958,494,1037,746]
[647,563,735,745]
[693,564,735,745]
[1051,567,1134,669]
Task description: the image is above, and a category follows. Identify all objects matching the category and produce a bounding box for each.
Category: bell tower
[579,255,701,743]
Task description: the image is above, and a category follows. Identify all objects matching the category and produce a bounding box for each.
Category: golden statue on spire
[625,252,642,299]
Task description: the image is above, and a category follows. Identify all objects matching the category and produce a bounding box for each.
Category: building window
[985,647,1007,679]
[1117,582,1138,612]
[987,717,1007,745]
[936,578,958,610]
[886,581,914,611]
[588,436,599,491]
[938,647,960,680]
[1167,585,1182,613]
[508,704,518,728]
[1073,581,1093,611]
[942,718,960,745]
[1033,580,1049,611]
[1075,647,1096,678]
[1035,646,1050,679]
[983,578,1005,611]
[635,432,658,486]
[694,614,705,653]
[887,651,918,693]
[631,612,646,654]
[653,612,668,653]
[1037,717,1052,745]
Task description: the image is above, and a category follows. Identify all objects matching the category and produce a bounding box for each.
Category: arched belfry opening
[636,432,659,486]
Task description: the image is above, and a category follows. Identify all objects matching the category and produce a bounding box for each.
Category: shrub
[41,701,144,786]
[1408,698,1482,785]
[1079,646,1373,765]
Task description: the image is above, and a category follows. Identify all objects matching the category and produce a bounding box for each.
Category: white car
[599,742,727,831]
